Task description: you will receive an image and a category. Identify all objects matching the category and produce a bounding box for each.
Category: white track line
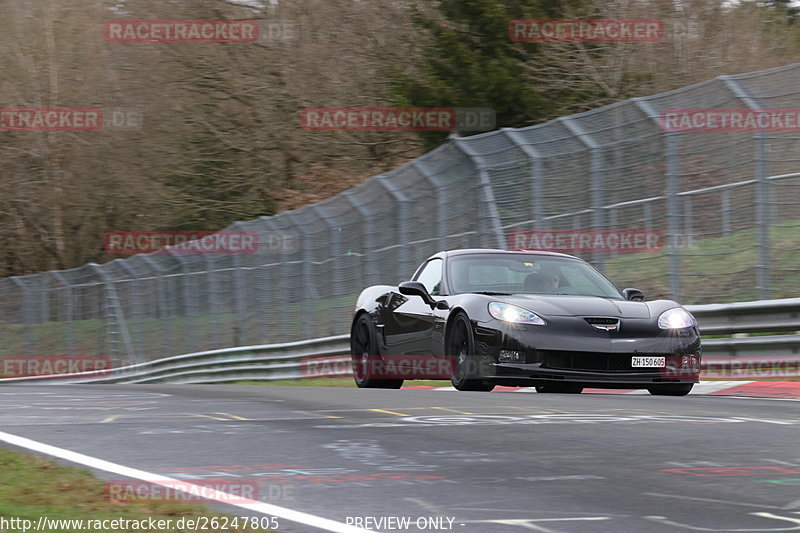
[689,381,755,394]
[0,431,367,533]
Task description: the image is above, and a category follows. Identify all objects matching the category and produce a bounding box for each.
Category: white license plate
[631,356,666,368]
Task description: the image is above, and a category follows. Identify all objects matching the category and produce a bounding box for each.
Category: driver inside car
[523,271,560,293]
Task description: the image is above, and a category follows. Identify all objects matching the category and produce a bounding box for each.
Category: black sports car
[350,249,701,395]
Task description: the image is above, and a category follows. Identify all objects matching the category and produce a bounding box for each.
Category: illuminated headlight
[488,302,545,325]
[658,308,695,329]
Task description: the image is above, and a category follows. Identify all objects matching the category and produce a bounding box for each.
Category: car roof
[431,248,581,260]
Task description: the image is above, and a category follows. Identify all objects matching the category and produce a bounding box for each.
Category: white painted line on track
[690,381,755,394]
[721,396,800,402]
[0,430,368,533]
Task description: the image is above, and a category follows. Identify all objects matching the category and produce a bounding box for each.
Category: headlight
[488,302,545,325]
[658,308,695,329]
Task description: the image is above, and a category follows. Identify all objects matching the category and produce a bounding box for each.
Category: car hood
[501,295,651,318]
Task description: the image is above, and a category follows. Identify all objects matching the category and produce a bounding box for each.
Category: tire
[647,384,693,396]
[535,383,583,394]
[350,314,403,389]
[447,312,495,392]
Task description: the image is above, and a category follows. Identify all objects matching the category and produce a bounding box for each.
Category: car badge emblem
[591,322,620,332]
[594,324,617,331]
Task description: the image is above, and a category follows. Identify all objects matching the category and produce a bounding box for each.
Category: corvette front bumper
[471,316,701,385]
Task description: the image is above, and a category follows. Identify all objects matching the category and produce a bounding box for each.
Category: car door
[382,258,442,357]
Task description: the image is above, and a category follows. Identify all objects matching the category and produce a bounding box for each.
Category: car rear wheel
[535,383,583,394]
[350,314,403,389]
[647,384,693,396]
[448,313,495,392]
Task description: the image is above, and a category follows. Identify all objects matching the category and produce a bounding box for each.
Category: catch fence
[2,63,800,365]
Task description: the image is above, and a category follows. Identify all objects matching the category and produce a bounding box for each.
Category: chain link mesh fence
[2,63,800,365]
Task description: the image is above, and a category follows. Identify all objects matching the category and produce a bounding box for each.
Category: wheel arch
[443,307,469,345]
[351,310,387,356]
[351,309,371,330]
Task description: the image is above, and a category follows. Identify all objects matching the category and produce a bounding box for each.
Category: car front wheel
[447,312,495,392]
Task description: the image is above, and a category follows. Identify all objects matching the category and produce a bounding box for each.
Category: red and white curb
[403,381,800,399]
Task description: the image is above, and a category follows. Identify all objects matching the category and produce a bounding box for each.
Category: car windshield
[447,254,623,299]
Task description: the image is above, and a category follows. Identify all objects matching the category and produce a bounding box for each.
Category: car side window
[414,259,443,296]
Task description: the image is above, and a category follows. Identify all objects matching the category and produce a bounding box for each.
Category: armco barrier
[1,298,798,384]
[0,335,350,385]
[687,298,800,335]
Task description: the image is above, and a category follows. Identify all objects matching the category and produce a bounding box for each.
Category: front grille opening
[584,317,619,325]
[542,350,656,373]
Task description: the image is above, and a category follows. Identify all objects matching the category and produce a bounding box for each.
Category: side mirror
[399,281,437,307]
[622,288,645,302]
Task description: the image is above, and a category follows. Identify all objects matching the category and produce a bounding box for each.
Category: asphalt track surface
[2,384,800,533]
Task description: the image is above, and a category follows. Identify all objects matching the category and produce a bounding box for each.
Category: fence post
[89,263,135,364]
[50,272,75,356]
[179,257,195,354]
[139,256,176,356]
[560,117,605,271]
[279,212,315,341]
[342,190,379,288]
[10,277,34,356]
[376,174,413,281]
[634,98,682,300]
[412,158,450,250]
[450,136,506,249]
[721,189,732,236]
[721,76,772,299]
[665,134,682,300]
[228,223,248,347]
[114,260,146,360]
[311,204,349,336]
[683,195,693,240]
[503,128,546,229]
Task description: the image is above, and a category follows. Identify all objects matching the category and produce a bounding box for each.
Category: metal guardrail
[1,298,798,384]
[687,298,800,335]
[687,299,800,359]
[0,335,350,385]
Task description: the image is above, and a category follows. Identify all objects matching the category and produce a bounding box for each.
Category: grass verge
[0,448,278,533]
